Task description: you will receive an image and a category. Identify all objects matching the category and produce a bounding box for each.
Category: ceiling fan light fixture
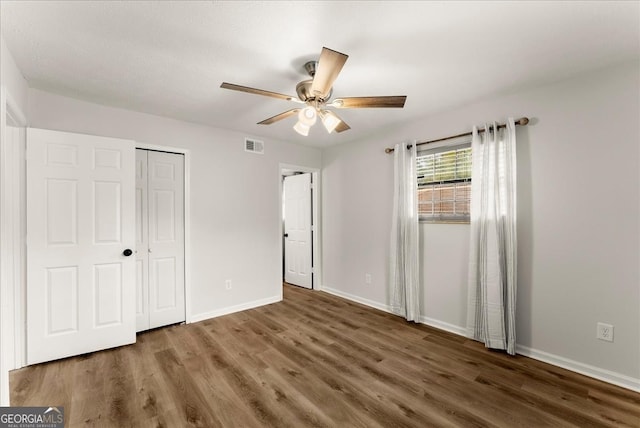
[220,47,406,136]
[320,110,341,133]
[293,121,310,136]
[298,106,317,126]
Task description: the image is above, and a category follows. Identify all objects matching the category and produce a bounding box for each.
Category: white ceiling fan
[220,47,407,136]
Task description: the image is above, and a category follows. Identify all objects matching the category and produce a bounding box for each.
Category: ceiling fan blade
[220,82,298,102]
[334,120,351,133]
[257,109,300,125]
[332,96,407,109]
[311,47,348,99]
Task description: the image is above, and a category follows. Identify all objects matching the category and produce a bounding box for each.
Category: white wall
[322,60,640,388]
[27,89,322,320]
[1,35,28,114]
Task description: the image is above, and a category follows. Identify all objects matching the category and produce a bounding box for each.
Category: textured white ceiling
[1,1,638,147]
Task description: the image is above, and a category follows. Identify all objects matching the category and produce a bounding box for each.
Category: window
[417,143,471,222]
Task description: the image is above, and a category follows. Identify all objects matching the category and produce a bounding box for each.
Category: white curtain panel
[466,118,518,355]
[389,142,420,322]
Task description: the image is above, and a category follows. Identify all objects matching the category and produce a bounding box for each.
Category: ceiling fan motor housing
[296,80,314,102]
[296,61,332,103]
[296,80,332,103]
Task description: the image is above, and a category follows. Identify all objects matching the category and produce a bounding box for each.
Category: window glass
[417,144,471,222]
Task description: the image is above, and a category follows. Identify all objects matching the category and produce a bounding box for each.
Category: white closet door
[26,128,136,365]
[284,173,312,289]
[148,151,185,328]
[135,149,185,331]
[135,150,150,331]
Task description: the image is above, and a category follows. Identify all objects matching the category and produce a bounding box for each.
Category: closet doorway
[135,149,185,332]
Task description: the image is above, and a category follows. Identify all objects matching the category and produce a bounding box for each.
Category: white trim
[0,85,10,406]
[419,316,467,336]
[11,126,26,371]
[136,143,192,324]
[0,86,27,406]
[321,286,394,314]
[279,164,321,290]
[321,284,640,393]
[190,295,281,323]
[516,345,640,393]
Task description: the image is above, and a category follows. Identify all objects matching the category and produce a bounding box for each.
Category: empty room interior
[0,1,639,427]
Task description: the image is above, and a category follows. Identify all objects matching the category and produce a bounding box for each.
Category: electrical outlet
[365,273,372,284]
[597,322,614,342]
[225,279,232,290]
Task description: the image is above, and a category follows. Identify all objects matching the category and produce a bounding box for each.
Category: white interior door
[26,128,136,365]
[284,173,312,289]
[135,149,185,332]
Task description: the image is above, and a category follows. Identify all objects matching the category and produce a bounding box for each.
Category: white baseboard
[419,316,467,336]
[321,286,466,337]
[320,284,640,393]
[321,286,394,314]
[516,345,640,393]
[189,295,281,324]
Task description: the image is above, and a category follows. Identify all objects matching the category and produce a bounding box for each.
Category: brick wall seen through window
[417,144,471,222]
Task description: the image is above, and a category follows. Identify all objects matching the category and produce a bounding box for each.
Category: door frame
[0,86,27,405]
[137,143,191,324]
[279,164,321,291]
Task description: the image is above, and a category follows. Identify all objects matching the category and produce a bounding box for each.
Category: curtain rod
[384,117,529,154]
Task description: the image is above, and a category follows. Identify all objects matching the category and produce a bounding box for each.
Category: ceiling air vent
[244,138,264,154]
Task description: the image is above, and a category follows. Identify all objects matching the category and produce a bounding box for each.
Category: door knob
[123,249,133,257]
[284,233,289,238]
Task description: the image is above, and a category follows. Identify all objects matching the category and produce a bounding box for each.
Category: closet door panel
[147,151,185,329]
[135,150,149,332]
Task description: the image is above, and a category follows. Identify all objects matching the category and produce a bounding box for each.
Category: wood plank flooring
[10,284,640,427]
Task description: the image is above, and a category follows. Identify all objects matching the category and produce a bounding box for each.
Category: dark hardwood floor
[10,284,640,427]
